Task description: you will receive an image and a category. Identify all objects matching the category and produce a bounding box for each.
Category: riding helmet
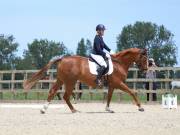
[96,24,106,31]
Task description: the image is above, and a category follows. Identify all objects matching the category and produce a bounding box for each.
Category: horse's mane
[113,48,140,58]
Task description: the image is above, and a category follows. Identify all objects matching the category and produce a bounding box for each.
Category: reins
[111,56,122,65]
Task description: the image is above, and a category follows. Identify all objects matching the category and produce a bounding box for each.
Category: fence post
[0,72,3,99]
[119,92,123,102]
[103,86,108,103]
[149,80,153,102]
[11,71,16,99]
[11,71,15,91]
[24,72,27,80]
[160,82,163,90]
[89,86,93,101]
[49,71,53,89]
[165,70,170,90]
[0,72,2,90]
[35,81,41,90]
[73,80,80,101]
[133,70,137,90]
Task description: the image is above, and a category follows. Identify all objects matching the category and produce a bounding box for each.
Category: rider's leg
[96,57,108,86]
[90,54,107,86]
[96,65,106,86]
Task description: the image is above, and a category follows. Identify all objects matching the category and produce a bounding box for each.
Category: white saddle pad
[88,58,113,75]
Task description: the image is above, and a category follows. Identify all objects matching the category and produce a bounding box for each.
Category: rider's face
[97,30,105,36]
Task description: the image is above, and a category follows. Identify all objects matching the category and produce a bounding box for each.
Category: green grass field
[0,90,180,103]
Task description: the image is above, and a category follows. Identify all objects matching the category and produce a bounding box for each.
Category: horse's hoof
[71,109,81,113]
[108,110,115,113]
[105,107,115,113]
[40,109,46,114]
[72,99,77,104]
[138,108,144,112]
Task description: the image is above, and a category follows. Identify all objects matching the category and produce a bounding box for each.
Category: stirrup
[95,79,103,87]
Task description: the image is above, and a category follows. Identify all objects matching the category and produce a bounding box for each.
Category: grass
[0,90,180,103]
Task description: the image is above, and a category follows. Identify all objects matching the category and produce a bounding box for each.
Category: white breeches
[90,53,110,68]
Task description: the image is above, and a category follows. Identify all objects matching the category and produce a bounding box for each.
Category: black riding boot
[95,66,106,86]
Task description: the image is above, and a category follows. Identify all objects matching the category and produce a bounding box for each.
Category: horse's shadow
[85,111,114,114]
[85,111,136,114]
[57,111,137,114]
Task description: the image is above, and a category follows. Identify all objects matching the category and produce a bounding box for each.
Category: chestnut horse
[23,48,148,113]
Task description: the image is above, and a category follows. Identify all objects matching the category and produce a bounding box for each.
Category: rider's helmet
[96,24,106,31]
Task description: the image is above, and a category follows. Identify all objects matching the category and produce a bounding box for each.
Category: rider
[91,24,113,86]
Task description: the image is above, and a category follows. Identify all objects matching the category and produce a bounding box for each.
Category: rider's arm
[104,43,111,52]
[101,37,110,52]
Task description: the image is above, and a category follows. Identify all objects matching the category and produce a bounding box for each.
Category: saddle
[89,55,109,75]
[88,55,114,87]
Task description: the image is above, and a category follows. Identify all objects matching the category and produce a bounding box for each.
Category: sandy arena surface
[0,103,180,135]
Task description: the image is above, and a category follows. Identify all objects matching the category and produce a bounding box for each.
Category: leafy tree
[25,39,70,69]
[0,34,19,70]
[13,51,36,70]
[117,21,178,66]
[76,38,92,57]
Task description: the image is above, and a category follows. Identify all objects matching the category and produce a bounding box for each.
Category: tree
[13,51,36,70]
[25,39,70,69]
[117,21,178,66]
[76,38,92,57]
[76,38,87,57]
[0,34,19,70]
[86,39,92,56]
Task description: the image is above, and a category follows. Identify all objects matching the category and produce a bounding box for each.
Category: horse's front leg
[118,82,144,112]
[105,86,115,113]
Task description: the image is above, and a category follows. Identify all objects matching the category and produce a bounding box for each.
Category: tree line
[0,21,178,70]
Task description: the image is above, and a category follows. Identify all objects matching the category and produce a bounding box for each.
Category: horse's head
[135,49,148,72]
[112,48,148,72]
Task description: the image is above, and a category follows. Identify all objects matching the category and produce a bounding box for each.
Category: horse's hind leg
[63,82,79,113]
[40,80,63,114]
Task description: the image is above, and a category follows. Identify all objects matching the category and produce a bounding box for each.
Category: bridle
[136,54,148,71]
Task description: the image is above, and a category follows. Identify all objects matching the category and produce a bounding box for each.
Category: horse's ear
[140,49,147,55]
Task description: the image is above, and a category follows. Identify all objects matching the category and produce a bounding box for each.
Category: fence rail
[0,67,180,102]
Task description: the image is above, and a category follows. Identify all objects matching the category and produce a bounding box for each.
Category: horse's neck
[116,53,136,72]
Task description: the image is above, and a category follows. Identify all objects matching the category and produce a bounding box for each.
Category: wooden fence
[0,67,180,102]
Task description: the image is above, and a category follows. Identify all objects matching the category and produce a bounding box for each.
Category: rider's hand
[104,56,109,61]
[110,50,115,55]
[106,53,111,59]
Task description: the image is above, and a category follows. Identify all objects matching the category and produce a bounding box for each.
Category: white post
[162,94,177,109]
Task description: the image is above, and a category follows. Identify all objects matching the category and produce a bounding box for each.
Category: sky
[0,0,180,66]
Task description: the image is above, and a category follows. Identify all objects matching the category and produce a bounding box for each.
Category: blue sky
[0,0,180,65]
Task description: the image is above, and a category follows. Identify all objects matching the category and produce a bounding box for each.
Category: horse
[171,81,180,90]
[23,48,148,113]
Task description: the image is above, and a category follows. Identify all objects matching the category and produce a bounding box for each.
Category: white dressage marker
[162,94,177,109]
[0,103,64,109]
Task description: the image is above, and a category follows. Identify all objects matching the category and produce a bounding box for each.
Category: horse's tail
[23,57,63,91]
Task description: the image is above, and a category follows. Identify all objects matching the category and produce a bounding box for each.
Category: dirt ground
[0,103,180,135]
